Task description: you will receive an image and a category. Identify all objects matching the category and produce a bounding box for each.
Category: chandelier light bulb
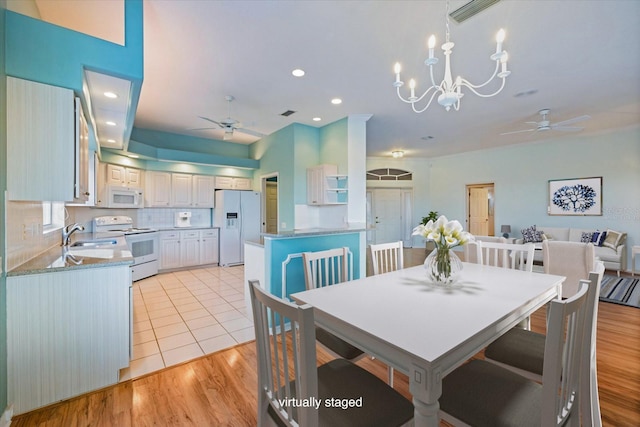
[428,35,436,49]
[394,62,401,74]
[496,29,505,53]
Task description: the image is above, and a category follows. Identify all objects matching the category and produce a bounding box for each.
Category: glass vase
[424,246,463,286]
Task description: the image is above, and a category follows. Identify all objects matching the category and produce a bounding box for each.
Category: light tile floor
[119,265,254,381]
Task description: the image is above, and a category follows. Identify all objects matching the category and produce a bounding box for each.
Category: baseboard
[1,405,13,427]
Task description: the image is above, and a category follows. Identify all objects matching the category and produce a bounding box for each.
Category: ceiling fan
[501,109,590,136]
[193,95,265,141]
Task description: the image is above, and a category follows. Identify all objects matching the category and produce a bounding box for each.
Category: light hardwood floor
[11,249,640,426]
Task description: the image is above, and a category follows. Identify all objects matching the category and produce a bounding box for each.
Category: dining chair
[248,280,414,427]
[370,241,404,275]
[369,241,404,386]
[463,235,506,264]
[472,240,536,272]
[483,262,605,427]
[467,240,535,328]
[302,248,365,361]
[543,240,596,298]
[439,280,590,427]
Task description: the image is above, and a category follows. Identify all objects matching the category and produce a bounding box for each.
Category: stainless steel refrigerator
[214,190,261,266]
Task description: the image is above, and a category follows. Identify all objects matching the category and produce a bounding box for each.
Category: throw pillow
[592,231,607,246]
[603,229,622,249]
[581,232,593,243]
[521,225,539,243]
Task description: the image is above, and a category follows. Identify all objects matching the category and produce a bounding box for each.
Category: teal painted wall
[319,118,348,173]
[292,124,320,204]
[1,1,8,415]
[5,0,143,144]
[265,232,362,299]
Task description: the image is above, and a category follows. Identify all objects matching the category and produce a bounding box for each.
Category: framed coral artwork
[548,177,602,216]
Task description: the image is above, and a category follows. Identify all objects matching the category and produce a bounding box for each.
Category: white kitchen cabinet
[215,176,252,190]
[73,99,91,203]
[179,230,201,267]
[307,164,348,205]
[171,173,193,207]
[145,171,172,207]
[200,229,220,265]
[106,164,143,188]
[159,231,181,270]
[159,229,219,271]
[7,76,75,201]
[7,266,131,414]
[193,175,215,207]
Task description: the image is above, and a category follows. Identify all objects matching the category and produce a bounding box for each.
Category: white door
[371,189,404,244]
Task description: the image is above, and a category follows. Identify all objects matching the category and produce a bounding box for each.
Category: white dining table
[291,261,564,427]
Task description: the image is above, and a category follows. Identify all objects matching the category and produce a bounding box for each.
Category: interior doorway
[366,188,413,247]
[466,183,495,236]
[261,174,278,234]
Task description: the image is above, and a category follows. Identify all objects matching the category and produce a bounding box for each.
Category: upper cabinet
[145,171,172,207]
[73,99,91,203]
[105,164,143,188]
[7,77,75,201]
[307,164,348,205]
[215,176,252,191]
[145,172,216,208]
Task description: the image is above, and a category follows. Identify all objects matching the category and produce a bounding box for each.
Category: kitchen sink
[70,239,119,247]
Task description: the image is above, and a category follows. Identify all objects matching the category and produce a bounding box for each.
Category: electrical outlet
[281,222,286,229]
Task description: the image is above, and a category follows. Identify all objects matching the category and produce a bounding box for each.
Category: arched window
[366,168,412,181]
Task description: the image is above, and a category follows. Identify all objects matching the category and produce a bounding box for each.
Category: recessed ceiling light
[105,121,116,126]
[312,117,322,122]
[104,91,118,99]
[107,139,116,143]
[128,154,139,158]
[392,150,404,158]
[331,98,342,105]
[292,69,305,77]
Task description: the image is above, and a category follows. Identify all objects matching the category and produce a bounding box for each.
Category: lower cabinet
[6,265,131,414]
[160,229,219,271]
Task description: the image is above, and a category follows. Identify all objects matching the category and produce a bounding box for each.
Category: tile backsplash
[69,207,213,231]
[6,201,61,271]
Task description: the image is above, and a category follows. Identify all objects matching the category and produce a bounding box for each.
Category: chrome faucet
[62,223,85,246]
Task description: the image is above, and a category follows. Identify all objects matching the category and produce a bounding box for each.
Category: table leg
[409,363,441,427]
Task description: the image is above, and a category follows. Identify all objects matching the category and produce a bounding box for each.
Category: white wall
[368,127,640,270]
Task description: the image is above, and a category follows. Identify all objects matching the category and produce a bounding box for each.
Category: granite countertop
[157,226,219,231]
[8,234,134,277]
[261,224,367,239]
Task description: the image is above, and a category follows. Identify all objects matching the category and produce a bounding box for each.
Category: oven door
[125,232,159,265]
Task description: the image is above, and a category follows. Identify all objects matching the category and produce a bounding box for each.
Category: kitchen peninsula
[243,225,366,316]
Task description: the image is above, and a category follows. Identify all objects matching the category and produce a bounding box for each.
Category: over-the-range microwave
[100,185,144,208]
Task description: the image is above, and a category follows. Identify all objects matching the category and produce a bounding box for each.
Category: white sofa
[516,226,627,275]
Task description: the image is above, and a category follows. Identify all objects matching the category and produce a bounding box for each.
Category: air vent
[449,0,501,23]
[280,110,296,117]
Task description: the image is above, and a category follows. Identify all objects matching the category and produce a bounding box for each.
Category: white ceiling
[36,0,640,159]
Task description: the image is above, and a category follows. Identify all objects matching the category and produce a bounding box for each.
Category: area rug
[599,275,640,309]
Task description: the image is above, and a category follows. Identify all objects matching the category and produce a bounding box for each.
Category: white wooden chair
[467,240,535,328]
[483,262,605,427]
[248,280,414,427]
[370,241,404,275]
[302,248,364,360]
[369,241,403,386]
[472,240,536,272]
[464,235,506,264]
[440,280,590,427]
[543,240,596,298]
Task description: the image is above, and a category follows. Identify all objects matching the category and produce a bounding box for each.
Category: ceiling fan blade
[500,128,536,136]
[550,125,584,132]
[188,127,217,131]
[552,115,590,127]
[236,127,266,138]
[198,116,223,127]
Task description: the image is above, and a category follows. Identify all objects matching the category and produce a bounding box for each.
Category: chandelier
[393,1,510,112]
